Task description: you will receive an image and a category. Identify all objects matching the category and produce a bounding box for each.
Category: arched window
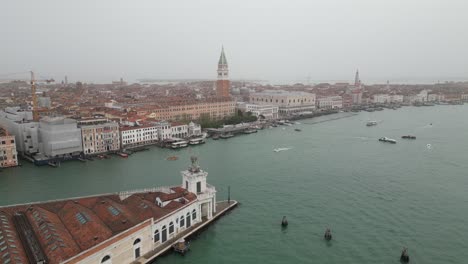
[154,230,160,243]
[101,255,111,263]
[180,215,185,228]
[169,222,174,234]
[186,212,191,227]
[134,238,141,259]
[192,209,196,221]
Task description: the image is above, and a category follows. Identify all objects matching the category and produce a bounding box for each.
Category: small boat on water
[220,133,234,139]
[97,154,106,160]
[117,152,128,158]
[166,156,178,161]
[274,148,291,152]
[172,239,190,255]
[366,121,378,126]
[212,134,220,140]
[189,138,205,145]
[379,137,397,144]
[272,124,278,127]
[401,135,416,139]
[243,128,258,134]
[294,128,301,132]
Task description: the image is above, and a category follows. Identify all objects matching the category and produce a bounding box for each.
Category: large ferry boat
[171,140,189,149]
[189,138,205,145]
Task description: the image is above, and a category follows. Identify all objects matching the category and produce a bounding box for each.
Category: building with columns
[216,46,230,98]
[0,157,218,264]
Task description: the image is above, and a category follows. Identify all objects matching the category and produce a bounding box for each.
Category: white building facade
[236,102,279,119]
[316,96,343,109]
[249,90,316,115]
[171,123,188,139]
[120,125,159,149]
[62,159,217,264]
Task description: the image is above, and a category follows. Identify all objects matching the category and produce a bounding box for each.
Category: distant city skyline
[1,0,467,84]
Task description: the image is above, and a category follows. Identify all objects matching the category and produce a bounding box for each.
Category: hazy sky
[1,0,467,84]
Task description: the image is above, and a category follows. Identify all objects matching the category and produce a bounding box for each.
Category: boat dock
[132,200,238,264]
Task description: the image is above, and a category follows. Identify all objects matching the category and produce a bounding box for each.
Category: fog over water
[1,0,467,83]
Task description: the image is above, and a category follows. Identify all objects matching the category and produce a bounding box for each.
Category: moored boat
[172,239,190,255]
[117,152,129,158]
[243,128,258,134]
[401,135,416,139]
[171,140,188,149]
[212,134,220,140]
[378,137,397,144]
[189,138,205,145]
[220,133,234,139]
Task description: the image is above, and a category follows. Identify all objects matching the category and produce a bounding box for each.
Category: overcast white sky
[1,0,467,84]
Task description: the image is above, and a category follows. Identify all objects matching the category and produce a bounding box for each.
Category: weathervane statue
[190,156,200,173]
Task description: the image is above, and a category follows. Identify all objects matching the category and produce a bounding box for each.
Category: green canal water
[2,105,468,263]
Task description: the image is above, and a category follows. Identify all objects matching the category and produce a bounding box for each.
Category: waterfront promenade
[134,200,238,264]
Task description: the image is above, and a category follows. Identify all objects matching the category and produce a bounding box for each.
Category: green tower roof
[218,46,228,65]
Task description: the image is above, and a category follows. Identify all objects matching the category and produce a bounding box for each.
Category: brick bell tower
[216,46,230,97]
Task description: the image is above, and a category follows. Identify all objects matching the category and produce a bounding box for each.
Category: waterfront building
[37,117,83,160]
[171,122,188,139]
[78,118,120,155]
[188,121,202,137]
[0,127,18,168]
[155,121,172,141]
[149,99,235,121]
[428,93,444,102]
[0,107,40,156]
[405,90,428,103]
[372,94,404,104]
[0,157,217,264]
[236,102,279,119]
[316,96,343,110]
[120,124,158,149]
[461,94,468,102]
[249,90,316,115]
[216,46,230,98]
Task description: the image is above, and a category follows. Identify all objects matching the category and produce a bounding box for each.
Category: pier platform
[132,200,238,264]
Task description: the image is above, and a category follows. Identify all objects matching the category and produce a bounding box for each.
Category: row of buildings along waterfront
[0,157,225,264]
[0,106,205,164]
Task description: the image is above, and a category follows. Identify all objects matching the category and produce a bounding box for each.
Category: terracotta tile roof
[0,186,197,263]
[0,211,29,264]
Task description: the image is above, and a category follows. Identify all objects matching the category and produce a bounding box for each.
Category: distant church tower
[216,46,230,97]
[354,69,361,88]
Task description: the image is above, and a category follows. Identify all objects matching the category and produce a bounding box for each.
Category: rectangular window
[196,182,201,193]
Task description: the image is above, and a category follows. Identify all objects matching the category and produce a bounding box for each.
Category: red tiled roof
[0,186,197,263]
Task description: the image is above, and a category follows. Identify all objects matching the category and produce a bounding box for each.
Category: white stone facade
[65,162,217,264]
[236,102,279,119]
[316,96,343,109]
[171,123,188,139]
[120,125,159,149]
[249,90,316,115]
